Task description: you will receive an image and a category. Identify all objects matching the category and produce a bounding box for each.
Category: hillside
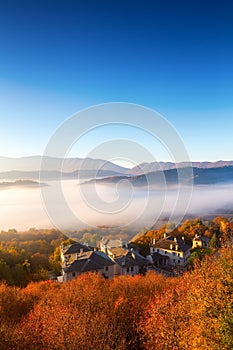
[0,244,232,350]
[82,166,233,187]
[128,160,233,175]
[0,217,232,349]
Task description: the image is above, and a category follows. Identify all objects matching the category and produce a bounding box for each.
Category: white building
[150,234,191,267]
[192,234,210,249]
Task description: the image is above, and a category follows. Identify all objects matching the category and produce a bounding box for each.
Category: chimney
[174,237,177,243]
[153,238,156,245]
[130,248,135,259]
[164,233,167,239]
[80,248,83,254]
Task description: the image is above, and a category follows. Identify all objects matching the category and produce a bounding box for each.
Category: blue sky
[0,0,233,163]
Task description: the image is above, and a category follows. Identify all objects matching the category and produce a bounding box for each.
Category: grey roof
[62,243,92,255]
[151,236,191,252]
[193,235,210,243]
[133,250,148,265]
[64,251,115,274]
[114,249,148,268]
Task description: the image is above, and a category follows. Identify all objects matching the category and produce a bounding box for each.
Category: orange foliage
[12,273,167,350]
[0,222,232,349]
[140,247,233,350]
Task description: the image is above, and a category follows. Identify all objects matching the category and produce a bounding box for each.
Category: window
[157,249,159,253]
[178,260,180,264]
[105,266,109,271]
[172,252,176,256]
[178,253,180,257]
[72,272,75,277]
[131,267,134,271]
[127,267,129,272]
[165,251,167,254]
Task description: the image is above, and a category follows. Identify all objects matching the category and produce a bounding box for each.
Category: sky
[0,0,233,164]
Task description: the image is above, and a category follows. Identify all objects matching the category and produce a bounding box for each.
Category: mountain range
[0,156,127,173]
[0,156,128,180]
[0,156,233,184]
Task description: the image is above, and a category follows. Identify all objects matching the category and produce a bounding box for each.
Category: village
[57,232,210,282]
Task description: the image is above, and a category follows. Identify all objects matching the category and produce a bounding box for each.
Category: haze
[0,179,233,231]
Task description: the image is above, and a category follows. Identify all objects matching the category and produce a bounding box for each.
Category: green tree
[209,233,219,250]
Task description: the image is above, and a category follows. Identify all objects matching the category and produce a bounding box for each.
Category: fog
[0,179,233,231]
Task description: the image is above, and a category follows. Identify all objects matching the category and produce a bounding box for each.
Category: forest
[0,228,66,286]
[0,217,232,349]
[0,225,141,286]
[0,244,232,349]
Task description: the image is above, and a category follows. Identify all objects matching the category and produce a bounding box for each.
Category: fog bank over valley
[0,179,233,231]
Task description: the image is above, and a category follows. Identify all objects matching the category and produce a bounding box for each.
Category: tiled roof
[62,243,91,255]
[151,236,191,252]
[64,251,115,273]
[90,251,115,266]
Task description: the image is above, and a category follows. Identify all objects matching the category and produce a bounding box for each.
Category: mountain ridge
[127,160,233,175]
[0,156,129,174]
[0,156,233,173]
[82,166,233,187]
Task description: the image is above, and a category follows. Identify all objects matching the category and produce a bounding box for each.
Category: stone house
[150,233,191,268]
[100,238,148,276]
[61,250,115,281]
[60,242,92,267]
